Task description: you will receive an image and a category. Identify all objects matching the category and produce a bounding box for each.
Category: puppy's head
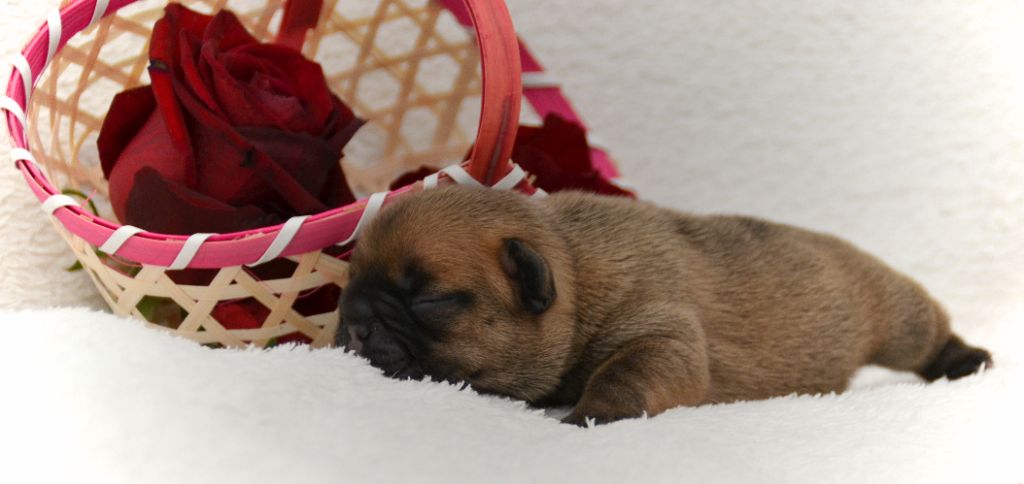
[338,185,576,402]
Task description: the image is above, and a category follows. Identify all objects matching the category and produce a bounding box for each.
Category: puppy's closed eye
[408,292,472,316]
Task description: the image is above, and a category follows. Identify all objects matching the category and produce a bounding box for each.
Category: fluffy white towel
[1,307,1020,484]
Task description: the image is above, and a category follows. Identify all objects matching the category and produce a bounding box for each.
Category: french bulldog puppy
[338,185,991,426]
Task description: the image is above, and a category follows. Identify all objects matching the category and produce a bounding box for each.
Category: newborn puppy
[338,185,992,425]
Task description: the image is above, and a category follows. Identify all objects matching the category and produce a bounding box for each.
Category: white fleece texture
[1,0,1023,482]
[0,308,1021,484]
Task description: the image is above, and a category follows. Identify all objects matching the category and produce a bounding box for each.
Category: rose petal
[98,86,156,179]
[236,125,355,208]
[203,43,267,127]
[124,166,280,234]
[168,76,330,214]
[511,114,634,197]
[177,30,223,116]
[188,112,274,206]
[148,5,225,189]
[324,95,365,152]
[105,107,192,224]
[148,66,197,188]
[150,4,212,69]
[515,114,593,173]
[237,43,336,128]
[211,298,268,331]
[247,72,306,128]
[203,10,259,52]
[204,42,338,134]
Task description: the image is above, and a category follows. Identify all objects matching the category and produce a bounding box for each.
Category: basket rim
[2,0,622,270]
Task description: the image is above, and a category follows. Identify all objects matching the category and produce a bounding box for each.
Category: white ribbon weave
[521,71,560,90]
[491,163,526,190]
[338,191,387,246]
[168,233,213,270]
[40,194,77,215]
[0,96,27,129]
[248,215,309,266]
[9,147,36,166]
[45,10,61,66]
[439,164,484,187]
[98,225,144,256]
[88,0,110,30]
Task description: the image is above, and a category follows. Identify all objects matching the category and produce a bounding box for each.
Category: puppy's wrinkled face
[338,186,574,402]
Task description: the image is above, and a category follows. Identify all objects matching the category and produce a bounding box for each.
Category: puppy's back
[543,192,951,402]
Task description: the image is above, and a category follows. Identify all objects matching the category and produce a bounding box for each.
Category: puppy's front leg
[563,336,710,426]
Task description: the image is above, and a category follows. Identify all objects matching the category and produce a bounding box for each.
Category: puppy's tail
[918,335,993,382]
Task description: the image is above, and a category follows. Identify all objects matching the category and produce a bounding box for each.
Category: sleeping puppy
[337,185,992,426]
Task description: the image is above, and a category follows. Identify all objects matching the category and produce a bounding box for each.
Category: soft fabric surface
[2,0,1023,482]
[1,308,1021,484]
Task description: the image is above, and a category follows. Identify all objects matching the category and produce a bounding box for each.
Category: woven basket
[2,0,623,348]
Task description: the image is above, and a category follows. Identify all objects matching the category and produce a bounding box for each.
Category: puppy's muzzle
[339,291,425,380]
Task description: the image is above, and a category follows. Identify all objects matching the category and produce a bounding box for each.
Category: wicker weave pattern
[25,0,483,347]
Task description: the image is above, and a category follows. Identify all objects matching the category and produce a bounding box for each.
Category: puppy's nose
[346,325,367,354]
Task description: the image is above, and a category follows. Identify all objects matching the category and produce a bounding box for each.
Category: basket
[2,0,623,348]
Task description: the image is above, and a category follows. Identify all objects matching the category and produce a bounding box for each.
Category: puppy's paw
[920,337,994,381]
[561,401,643,427]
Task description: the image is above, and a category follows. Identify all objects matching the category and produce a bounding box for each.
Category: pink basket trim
[0,96,26,135]
[8,54,32,105]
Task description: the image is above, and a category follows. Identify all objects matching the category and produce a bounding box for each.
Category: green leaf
[137,296,172,321]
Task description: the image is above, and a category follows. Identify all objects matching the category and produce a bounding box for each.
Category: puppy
[338,185,992,425]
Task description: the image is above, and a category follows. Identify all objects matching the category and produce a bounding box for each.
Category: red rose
[210,298,267,331]
[98,4,363,235]
[389,114,632,197]
[512,114,632,197]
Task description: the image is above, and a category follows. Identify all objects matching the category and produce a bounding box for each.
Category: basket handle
[454,0,522,186]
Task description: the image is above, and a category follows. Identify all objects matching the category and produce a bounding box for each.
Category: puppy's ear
[501,238,556,314]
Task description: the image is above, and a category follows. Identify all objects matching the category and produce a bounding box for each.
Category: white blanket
[0,308,1021,484]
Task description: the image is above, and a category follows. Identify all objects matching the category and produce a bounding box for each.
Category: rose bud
[389,114,632,197]
[511,114,633,197]
[98,4,364,235]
